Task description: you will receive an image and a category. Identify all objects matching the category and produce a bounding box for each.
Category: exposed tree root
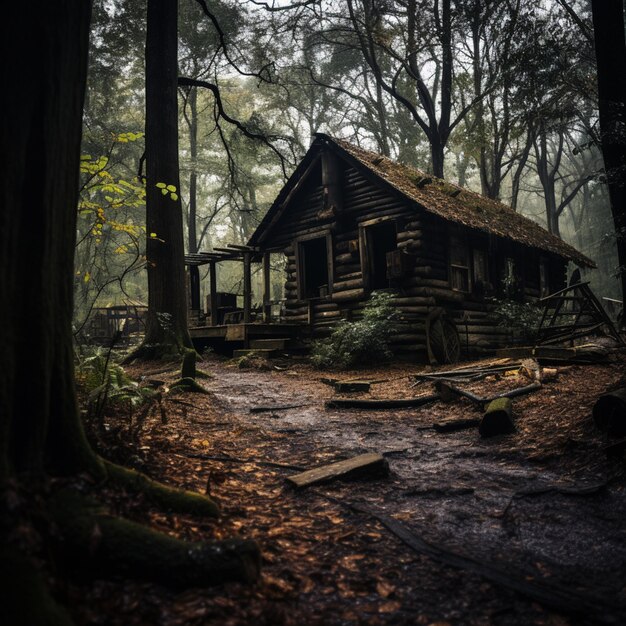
[0,544,73,626]
[49,488,260,588]
[104,461,219,517]
[170,377,211,394]
[122,343,181,365]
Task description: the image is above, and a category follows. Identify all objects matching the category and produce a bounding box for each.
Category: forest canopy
[76,0,623,333]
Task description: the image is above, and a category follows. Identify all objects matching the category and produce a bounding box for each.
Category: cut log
[479,398,515,437]
[593,388,626,437]
[326,394,439,410]
[286,453,389,489]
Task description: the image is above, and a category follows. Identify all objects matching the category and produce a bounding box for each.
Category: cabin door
[363,221,397,290]
[297,235,331,299]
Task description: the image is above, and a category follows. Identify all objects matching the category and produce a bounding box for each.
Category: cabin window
[539,257,549,297]
[298,236,330,299]
[362,220,397,290]
[472,248,488,285]
[449,235,470,292]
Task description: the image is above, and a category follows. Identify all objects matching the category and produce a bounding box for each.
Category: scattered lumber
[479,398,514,437]
[334,381,371,393]
[325,394,439,410]
[435,380,541,407]
[593,387,626,437]
[539,367,558,382]
[249,403,307,413]
[286,453,389,489]
[435,381,483,404]
[433,418,481,433]
[487,382,541,402]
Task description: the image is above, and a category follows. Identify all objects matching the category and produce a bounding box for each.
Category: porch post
[209,261,218,326]
[263,251,271,322]
[189,264,200,311]
[243,251,252,324]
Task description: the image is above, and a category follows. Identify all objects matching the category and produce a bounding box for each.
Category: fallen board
[325,394,439,410]
[334,381,371,392]
[433,418,481,433]
[286,453,389,489]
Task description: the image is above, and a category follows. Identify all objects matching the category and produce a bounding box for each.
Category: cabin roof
[249,134,595,268]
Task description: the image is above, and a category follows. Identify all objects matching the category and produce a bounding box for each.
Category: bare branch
[178,75,291,177]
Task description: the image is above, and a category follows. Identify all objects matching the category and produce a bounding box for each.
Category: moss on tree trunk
[49,489,260,587]
[0,3,260,623]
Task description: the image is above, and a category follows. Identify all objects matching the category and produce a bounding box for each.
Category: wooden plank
[334,381,371,393]
[225,324,246,341]
[286,453,389,489]
[326,394,439,410]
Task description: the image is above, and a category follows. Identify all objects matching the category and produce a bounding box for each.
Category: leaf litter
[66,352,626,625]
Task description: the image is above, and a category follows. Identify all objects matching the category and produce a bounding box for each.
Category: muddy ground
[71,352,626,626]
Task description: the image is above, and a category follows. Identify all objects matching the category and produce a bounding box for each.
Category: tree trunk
[187,86,199,255]
[0,0,102,480]
[142,0,193,354]
[591,0,626,312]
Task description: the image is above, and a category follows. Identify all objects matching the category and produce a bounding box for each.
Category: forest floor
[69,349,626,626]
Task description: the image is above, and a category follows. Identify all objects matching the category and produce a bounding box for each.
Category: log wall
[266,159,569,360]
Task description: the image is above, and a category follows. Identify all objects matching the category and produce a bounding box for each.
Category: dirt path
[77,356,626,626]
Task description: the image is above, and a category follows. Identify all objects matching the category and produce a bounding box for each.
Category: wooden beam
[189,264,200,311]
[262,251,271,322]
[243,251,252,324]
[209,261,218,327]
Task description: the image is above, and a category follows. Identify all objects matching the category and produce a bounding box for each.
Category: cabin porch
[185,245,307,354]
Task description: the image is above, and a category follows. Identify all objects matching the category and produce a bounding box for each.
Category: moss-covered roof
[250,134,594,268]
[328,135,594,267]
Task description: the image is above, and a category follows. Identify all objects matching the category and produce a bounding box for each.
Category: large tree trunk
[1,6,259,620]
[142,0,193,354]
[0,1,102,480]
[591,0,626,314]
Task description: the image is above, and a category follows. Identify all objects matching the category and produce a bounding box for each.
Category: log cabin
[242,133,595,361]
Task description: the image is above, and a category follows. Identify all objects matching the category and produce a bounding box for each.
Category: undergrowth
[311,291,396,369]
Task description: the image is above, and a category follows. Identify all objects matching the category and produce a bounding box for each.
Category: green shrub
[492,299,542,342]
[311,291,396,369]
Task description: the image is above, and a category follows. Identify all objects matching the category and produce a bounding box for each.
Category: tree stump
[479,397,515,437]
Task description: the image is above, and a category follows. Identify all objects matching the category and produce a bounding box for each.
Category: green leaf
[156,182,166,189]
[170,193,178,201]
[166,184,177,192]
[161,188,168,196]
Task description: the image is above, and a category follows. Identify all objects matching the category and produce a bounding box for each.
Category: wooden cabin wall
[271,158,571,359]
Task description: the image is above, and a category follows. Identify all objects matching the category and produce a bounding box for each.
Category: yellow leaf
[84,272,90,283]
[166,184,176,192]
[170,193,178,201]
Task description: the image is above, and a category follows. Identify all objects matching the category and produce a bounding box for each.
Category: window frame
[448,233,471,293]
